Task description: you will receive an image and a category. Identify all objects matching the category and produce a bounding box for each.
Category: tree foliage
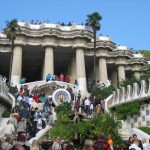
[7,83,17,95]
[91,85,116,99]
[4,19,21,82]
[139,50,150,60]
[140,66,150,81]
[86,12,102,31]
[2,107,11,118]
[4,19,21,41]
[119,76,140,88]
[49,102,123,145]
[86,12,102,79]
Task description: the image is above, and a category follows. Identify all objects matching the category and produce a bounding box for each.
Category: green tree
[90,113,123,145]
[86,12,102,79]
[91,85,116,99]
[4,19,21,83]
[139,50,150,60]
[119,76,140,88]
[49,103,123,145]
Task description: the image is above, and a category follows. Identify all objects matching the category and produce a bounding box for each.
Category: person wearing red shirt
[93,134,111,150]
[59,73,64,81]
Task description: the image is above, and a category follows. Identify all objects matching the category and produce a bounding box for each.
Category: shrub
[110,101,141,120]
[119,76,140,88]
[139,127,150,135]
[91,85,116,99]
[49,103,123,145]
[2,107,11,118]
[7,84,17,95]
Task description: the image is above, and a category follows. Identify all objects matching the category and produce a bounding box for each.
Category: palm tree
[86,12,102,79]
[4,19,21,83]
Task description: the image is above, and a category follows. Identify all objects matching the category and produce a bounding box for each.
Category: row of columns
[10,45,140,95]
[10,46,88,95]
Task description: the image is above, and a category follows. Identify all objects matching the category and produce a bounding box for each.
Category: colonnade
[10,45,140,94]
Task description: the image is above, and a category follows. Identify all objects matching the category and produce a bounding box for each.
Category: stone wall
[126,104,150,128]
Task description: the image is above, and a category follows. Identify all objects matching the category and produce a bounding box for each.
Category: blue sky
[0,0,149,50]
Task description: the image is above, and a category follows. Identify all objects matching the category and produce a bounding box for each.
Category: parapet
[18,21,89,31]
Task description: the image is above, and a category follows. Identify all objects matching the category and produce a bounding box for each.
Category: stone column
[76,48,87,94]
[99,57,108,83]
[134,71,140,79]
[43,47,54,80]
[70,57,76,83]
[95,64,99,81]
[118,65,125,82]
[111,70,118,87]
[11,46,22,85]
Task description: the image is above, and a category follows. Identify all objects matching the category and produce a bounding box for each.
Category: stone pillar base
[77,77,87,96]
[11,75,20,85]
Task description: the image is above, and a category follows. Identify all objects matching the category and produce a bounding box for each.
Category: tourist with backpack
[93,133,111,150]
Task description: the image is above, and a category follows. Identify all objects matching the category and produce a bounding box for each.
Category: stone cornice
[72,43,87,49]
[87,41,116,50]
[127,58,147,65]
[18,25,93,41]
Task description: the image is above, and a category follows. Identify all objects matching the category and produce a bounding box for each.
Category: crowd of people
[0,79,80,149]
[124,134,148,150]
[0,129,148,150]
[19,19,87,27]
[46,73,71,83]
[40,133,148,150]
[0,76,110,149]
[0,74,149,150]
[0,84,56,149]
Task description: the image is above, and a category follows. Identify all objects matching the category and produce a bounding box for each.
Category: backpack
[42,120,46,129]
[95,141,105,150]
[94,140,110,150]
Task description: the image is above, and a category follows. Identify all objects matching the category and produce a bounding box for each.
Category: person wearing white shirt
[129,140,141,150]
[4,120,15,137]
[36,116,42,133]
[142,138,148,150]
[84,97,90,116]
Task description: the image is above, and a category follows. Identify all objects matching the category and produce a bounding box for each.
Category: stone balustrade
[18,21,89,31]
[108,79,150,108]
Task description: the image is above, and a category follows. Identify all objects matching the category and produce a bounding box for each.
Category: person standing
[52,137,62,150]
[84,97,90,116]
[93,133,111,150]
[46,73,51,82]
[129,140,141,150]
[133,134,143,150]
[2,137,13,150]
[17,118,27,133]
[59,73,64,82]
[83,140,93,150]
[108,135,113,150]
[142,138,148,150]
[4,120,15,138]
